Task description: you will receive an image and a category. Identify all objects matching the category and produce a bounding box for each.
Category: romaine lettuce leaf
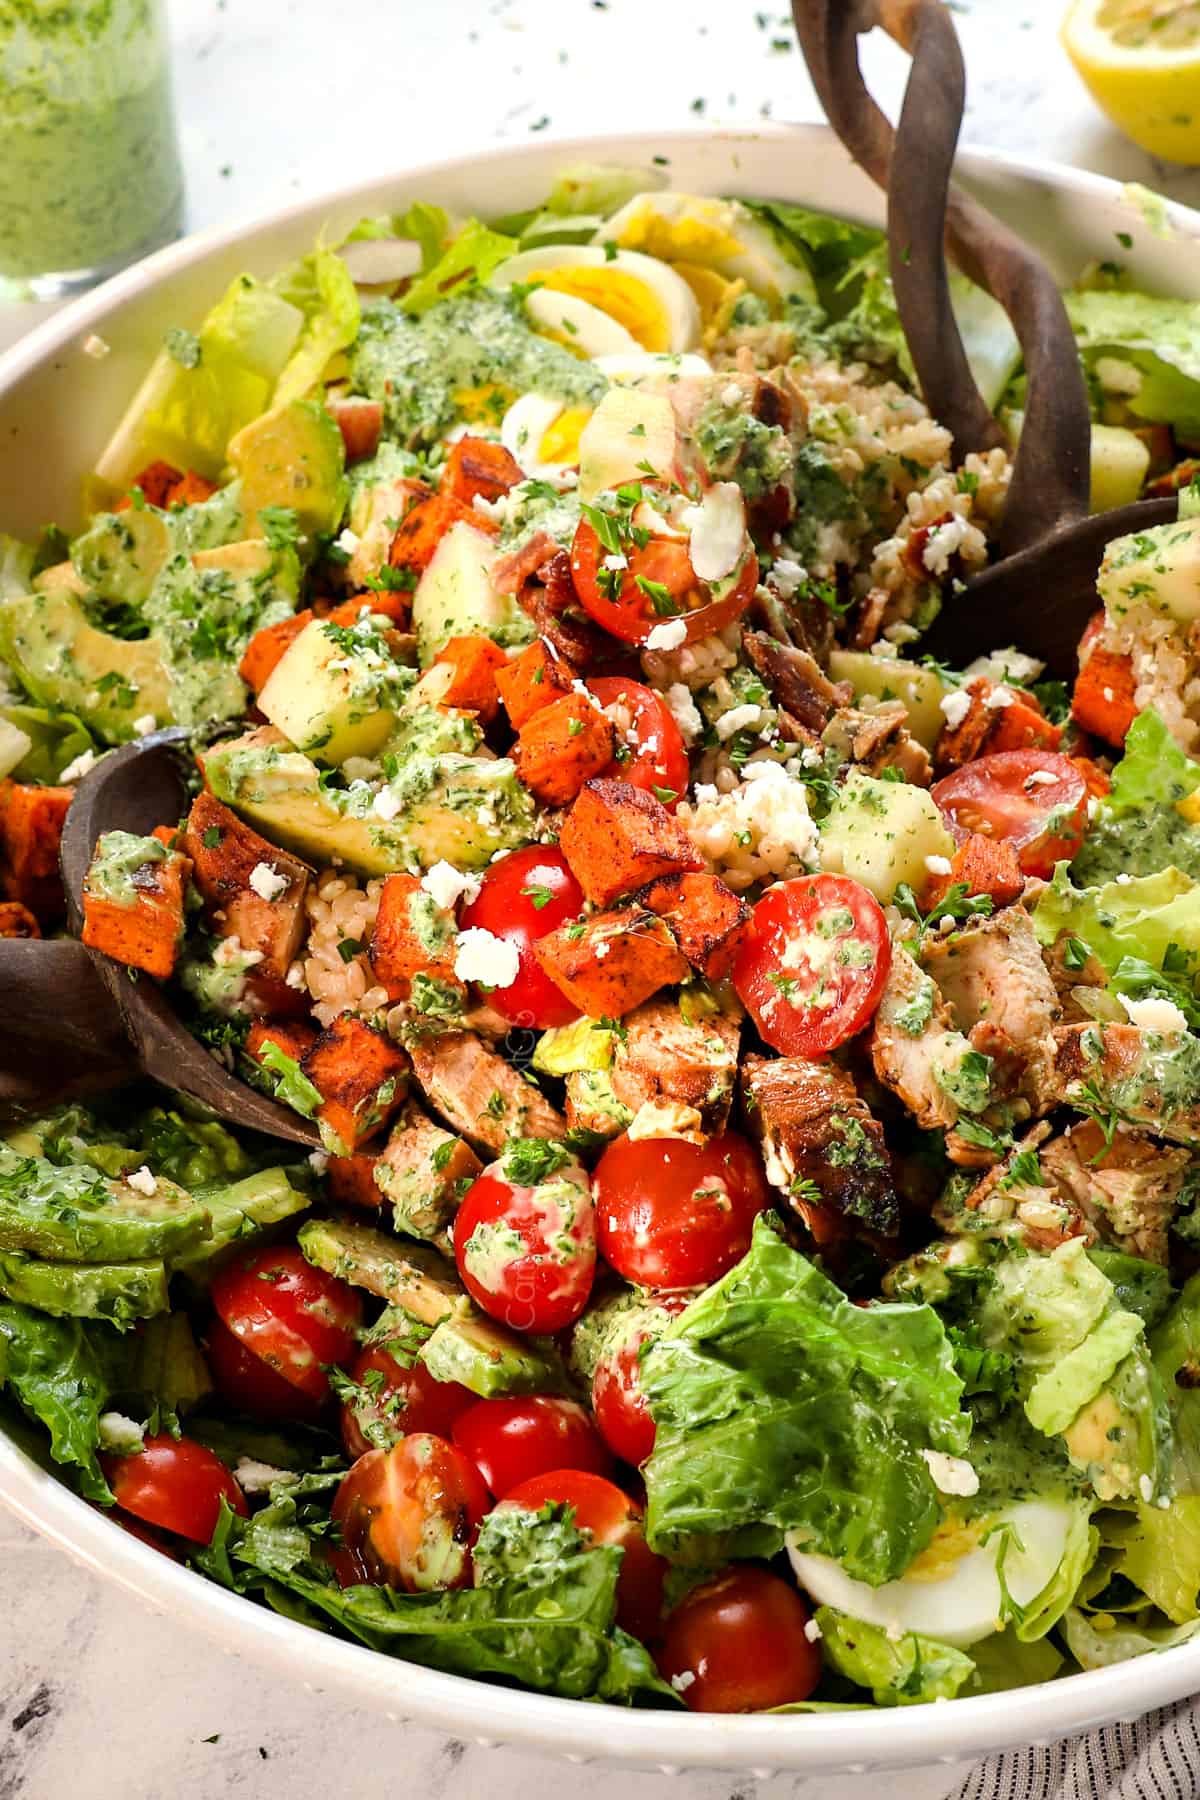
[1151,1271,1200,1493]
[1108,709,1200,816]
[1108,1497,1200,1624]
[271,246,361,408]
[967,1630,1064,1693]
[1063,1605,1200,1669]
[0,1302,116,1502]
[197,1495,678,1705]
[344,201,449,267]
[641,1215,968,1584]
[1066,289,1200,432]
[1,702,94,784]
[815,1607,975,1705]
[401,220,519,318]
[1087,1248,1175,1329]
[1073,710,1200,886]
[494,164,660,247]
[1033,863,1200,974]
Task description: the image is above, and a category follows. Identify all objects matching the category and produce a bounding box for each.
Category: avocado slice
[205,727,537,876]
[117,1311,213,1411]
[419,1310,566,1399]
[73,507,174,606]
[0,1251,168,1326]
[227,399,347,542]
[0,588,173,743]
[172,1167,311,1281]
[0,1151,209,1264]
[297,1217,464,1323]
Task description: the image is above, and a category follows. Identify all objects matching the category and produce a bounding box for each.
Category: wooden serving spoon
[42,728,322,1148]
[793,0,1178,674]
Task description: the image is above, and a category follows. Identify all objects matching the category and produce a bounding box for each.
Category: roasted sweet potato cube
[636,871,750,979]
[389,490,494,574]
[81,842,191,979]
[246,1018,318,1070]
[495,637,578,730]
[0,901,39,938]
[984,695,1061,755]
[433,634,509,723]
[0,782,73,919]
[534,907,688,1018]
[1072,646,1138,747]
[238,609,314,693]
[369,872,462,1002]
[300,1016,409,1155]
[559,779,702,908]
[440,436,523,507]
[375,1098,483,1239]
[513,693,614,806]
[183,793,313,978]
[326,1150,385,1210]
[923,834,1025,912]
[166,469,218,507]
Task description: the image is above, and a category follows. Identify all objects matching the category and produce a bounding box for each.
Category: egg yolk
[673,261,740,329]
[531,270,670,353]
[538,405,591,465]
[452,382,513,425]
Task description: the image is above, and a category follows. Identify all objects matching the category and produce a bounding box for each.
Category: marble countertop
[1,1,1197,1793]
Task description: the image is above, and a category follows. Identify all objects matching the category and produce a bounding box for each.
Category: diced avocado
[297,1217,462,1323]
[1090,424,1150,514]
[0,1251,167,1327]
[227,399,347,542]
[0,718,33,780]
[172,1167,310,1280]
[819,769,956,903]
[0,1150,209,1264]
[0,588,172,744]
[577,387,675,502]
[533,1015,616,1076]
[565,1068,634,1137]
[142,541,299,728]
[1099,516,1200,628]
[828,650,947,752]
[117,1311,213,1411]
[258,615,406,765]
[419,1310,566,1399]
[382,699,480,762]
[411,520,535,666]
[1061,1344,1172,1504]
[205,728,537,876]
[73,506,174,605]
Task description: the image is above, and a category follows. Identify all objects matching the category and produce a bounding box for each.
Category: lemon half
[1062,0,1200,164]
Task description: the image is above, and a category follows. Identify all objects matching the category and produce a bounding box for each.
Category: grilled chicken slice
[821,701,932,787]
[742,634,847,739]
[1040,1121,1193,1266]
[922,906,1060,1113]
[1054,1022,1200,1148]
[409,1032,565,1155]
[940,1121,1091,1253]
[870,941,971,1135]
[609,998,741,1134]
[741,1051,898,1236]
[1041,932,1110,1025]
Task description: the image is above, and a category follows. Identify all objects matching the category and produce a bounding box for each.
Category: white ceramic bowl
[4,125,1200,1775]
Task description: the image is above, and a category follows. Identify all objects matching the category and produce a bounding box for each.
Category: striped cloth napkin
[948,1702,1200,1800]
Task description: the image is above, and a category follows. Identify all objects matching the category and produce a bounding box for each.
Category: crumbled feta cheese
[234,1458,298,1495]
[770,556,807,600]
[670,1670,696,1694]
[1139,1473,1155,1503]
[1087,796,1100,821]
[940,689,972,729]
[920,1449,980,1497]
[721,382,743,408]
[924,855,953,876]
[421,861,482,911]
[126,1165,158,1196]
[983,685,1016,710]
[645,617,688,652]
[884,621,920,645]
[662,682,703,746]
[714,702,762,742]
[594,940,610,960]
[602,552,629,572]
[1025,770,1057,789]
[212,935,263,969]
[1118,995,1190,1034]
[59,749,97,784]
[965,647,1044,685]
[308,1151,329,1174]
[334,527,361,556]
[1102,687,1114,704]
[372,786,403,822]
[922,515,971,576]
[803,1617,823,1643]
[869,639,899,660]
[472,492,512,525]
[82,333,111,360]
[681,482,745,582]
[248,861,288,902]
[454,927,521,989]
[97,1412,144,1454]
[285,963,306,989]
[132,714,157,737]
[799,745,823,769]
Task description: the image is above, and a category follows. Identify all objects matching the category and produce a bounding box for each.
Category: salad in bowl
[4,164,1200,1717]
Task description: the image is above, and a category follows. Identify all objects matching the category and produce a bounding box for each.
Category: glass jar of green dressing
[0,0,183,298]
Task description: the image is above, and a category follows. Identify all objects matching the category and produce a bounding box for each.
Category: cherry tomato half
[101,1434,247,1544]
[571,483,757,647]
[340,1341,475,1462]
[211,1245,363,1407]
[733,873,891,1057]
[656,1566,822,1712]
[454,1155,596,1334]
[591,1296,686,1468]
[330,1436,491,1592]
[594,1131,768,1291]
[931,749,1089,878]
[587,676,689,809]
[458,845,585,1029]
[206,1315,326,1424]
[503,1468,666,1641]
[452,1395,613,1497]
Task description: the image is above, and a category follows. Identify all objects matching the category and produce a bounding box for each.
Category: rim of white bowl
[3,122,1200,1772]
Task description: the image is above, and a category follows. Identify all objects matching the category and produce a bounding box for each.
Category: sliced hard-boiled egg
[492,245,701,355]
[599,191,818,309]
[521,288,640,358]
[592,349,713,388]
[787,1498,1077,1649]
[500,392,591,482]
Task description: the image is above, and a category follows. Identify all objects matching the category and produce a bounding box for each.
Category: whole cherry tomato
[330,1436,490,1592]
[454,1152,596,1334]
[101,1434,247,1544]
[594,1131,768,1291]
[452,1395,613,1497]
[656,1566,822,1712]
[502,1468,666,1641]
[210,1245,362,1410]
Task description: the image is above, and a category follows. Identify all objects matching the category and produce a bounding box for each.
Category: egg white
[599,191,818,307]
[592,349,713,386]
[521,288,640,358]
[786,1499,1076,1649]
[499,392,584,484]
[492,245,701,354]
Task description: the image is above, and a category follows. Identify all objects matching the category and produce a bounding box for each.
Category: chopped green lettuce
[401,220,519,318]
[1088,1248,1175,1330]
[967,1631,1064,1694]
[1108,1498,1200,1624]
[0,1303,117,1502]
[1063,1605,1200,1670]
[1073,710,1200,885]
[270,246,361,407]
[815,1608,976,1706]
[641,1215,968,1583]
[344,201,449,268]
[1033,863,1200,974]
[1,702,94,784]
[1151,1271,1200,1493]
[1066,289,1200,432]
[495,163,660,247]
